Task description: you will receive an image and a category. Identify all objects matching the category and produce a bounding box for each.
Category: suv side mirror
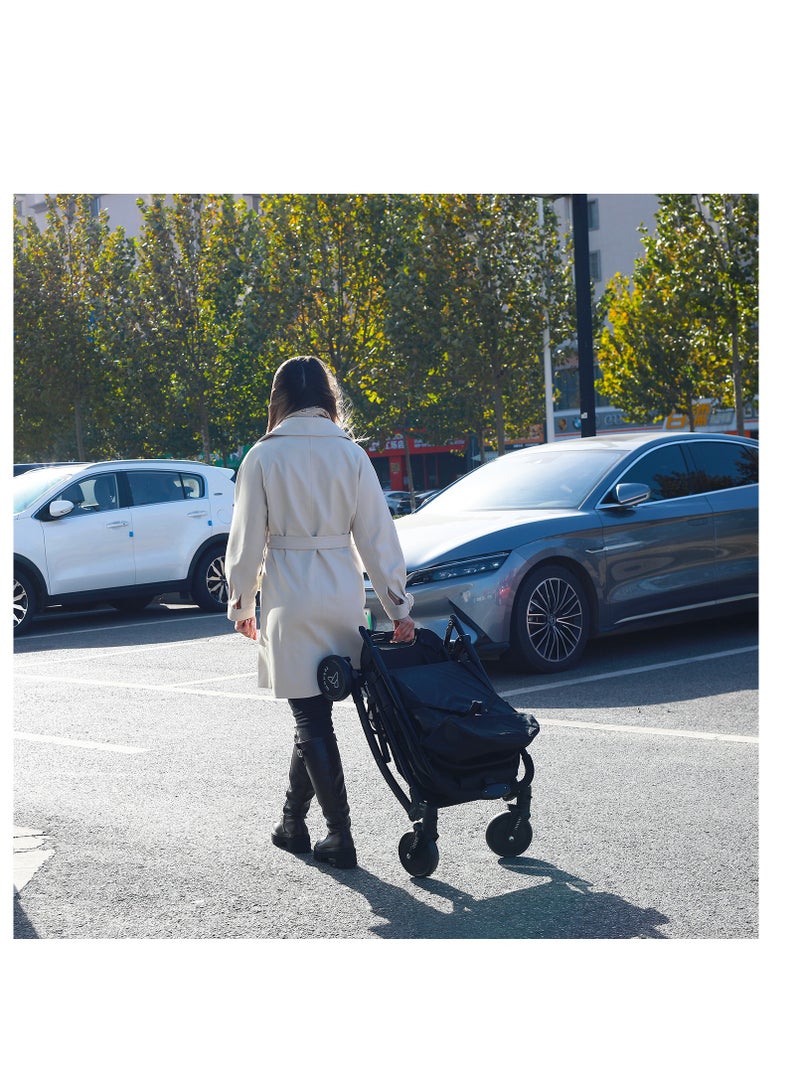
[47,499,75,519]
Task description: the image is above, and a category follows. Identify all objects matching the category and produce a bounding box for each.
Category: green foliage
[14,196,137,460]
[597,194,758,431]
[355,194,575,457]
[16,192,756,466]
[598,269,727,427]
[133,195,273,462]
[253,194,395,437]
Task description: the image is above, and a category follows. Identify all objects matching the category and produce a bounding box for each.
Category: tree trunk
[199,398,212,463]
[74,402,86,461]
[492,377,506,456]
[731,300,745,435]
[402,431,416,510]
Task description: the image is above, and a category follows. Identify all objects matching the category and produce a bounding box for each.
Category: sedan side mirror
[47,499,75,519]
[611,482,651,507]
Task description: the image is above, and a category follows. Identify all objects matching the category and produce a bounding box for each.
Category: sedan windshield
[13,466,78,514]
[421,447,625,512]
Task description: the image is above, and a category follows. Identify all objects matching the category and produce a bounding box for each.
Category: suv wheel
[14,570,37,636]
[191,545,229,612]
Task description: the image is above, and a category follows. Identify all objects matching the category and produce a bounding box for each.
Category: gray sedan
[365,431,758,672]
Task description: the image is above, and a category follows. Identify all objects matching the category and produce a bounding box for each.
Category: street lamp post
[537,197,556,444]
[570,194,597,438]
[537,193,597,439]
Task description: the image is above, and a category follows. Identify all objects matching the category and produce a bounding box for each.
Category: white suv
[13,459,236,636]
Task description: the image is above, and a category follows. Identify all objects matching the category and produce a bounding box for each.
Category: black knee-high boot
[297,733,358,869]
[271,745,314,854]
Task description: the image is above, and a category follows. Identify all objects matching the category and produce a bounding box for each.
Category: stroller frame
[319,615,536,877]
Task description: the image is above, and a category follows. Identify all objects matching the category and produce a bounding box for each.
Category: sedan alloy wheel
[512,564,590,672]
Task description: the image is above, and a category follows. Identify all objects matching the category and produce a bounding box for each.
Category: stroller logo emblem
[317,655,352,700]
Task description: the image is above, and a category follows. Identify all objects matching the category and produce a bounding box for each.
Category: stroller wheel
[398,832,439,878]
[486,812,533,857]
[317,655,353,701]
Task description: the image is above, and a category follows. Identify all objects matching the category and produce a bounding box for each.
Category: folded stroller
[317,616,539,877]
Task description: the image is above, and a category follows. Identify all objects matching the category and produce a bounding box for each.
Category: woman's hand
[391,616,416,643]
[235,617,258,641]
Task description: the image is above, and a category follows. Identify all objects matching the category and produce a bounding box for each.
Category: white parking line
[166,671,256,687]
[14,672,280,701]
[16,611,226,642]
[14,631,240,665]
[497,645,758,698]
[14,731,150,753]
[334,698,757,743]
[532,717,758,744]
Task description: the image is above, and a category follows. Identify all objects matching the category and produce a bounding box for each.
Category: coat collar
[259,415,351,441]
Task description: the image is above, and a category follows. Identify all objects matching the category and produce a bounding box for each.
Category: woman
[225,355,415,870]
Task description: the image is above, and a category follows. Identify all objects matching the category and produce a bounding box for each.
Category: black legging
[288,694,334,744]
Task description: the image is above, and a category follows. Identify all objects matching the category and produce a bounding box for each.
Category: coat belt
[268,534,352,550]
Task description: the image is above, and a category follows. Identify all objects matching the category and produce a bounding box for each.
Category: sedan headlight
[406,551,511,587]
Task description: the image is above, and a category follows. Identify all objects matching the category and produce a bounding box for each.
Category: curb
[13,827,54,894]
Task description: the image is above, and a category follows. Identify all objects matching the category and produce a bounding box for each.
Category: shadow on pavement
[13,602,228,656]
[13,893,39,939]
[488,612,758,711]
[319,856,669,939]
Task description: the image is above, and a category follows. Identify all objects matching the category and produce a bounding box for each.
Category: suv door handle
[186,510,207,517]
[105,520,130,528]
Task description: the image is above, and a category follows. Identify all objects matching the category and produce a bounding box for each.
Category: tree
[350,194,458,501]
[133,195,272,462]
[598,194,758,433]
[432,194,576,455]
[597,268,726,429]
[14,195,136,460]
[677,194,758,434]
[358,194,575,461]
[254,194,394,426]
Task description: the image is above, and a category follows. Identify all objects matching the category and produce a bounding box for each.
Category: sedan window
[611,444,693,502]
[685,441,758,492]
[422,448,623,512]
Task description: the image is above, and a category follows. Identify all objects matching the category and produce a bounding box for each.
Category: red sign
[367,435,467,456]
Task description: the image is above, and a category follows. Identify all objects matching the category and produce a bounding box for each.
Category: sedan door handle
[105,520,130,528]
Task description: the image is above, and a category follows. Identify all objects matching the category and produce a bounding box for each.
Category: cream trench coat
[225,410,414,699]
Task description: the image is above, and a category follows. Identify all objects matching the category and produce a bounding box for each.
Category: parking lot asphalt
[13,601,760,941]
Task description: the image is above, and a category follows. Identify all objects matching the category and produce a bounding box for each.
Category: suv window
[127,471,204,506]
[56,473,120,514]
[685,441,758,493]
[178,473,205,500]
[611,444,694,502]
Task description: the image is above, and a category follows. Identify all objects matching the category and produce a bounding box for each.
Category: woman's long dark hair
[266,356,354,437]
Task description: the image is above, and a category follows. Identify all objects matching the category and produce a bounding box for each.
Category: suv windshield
[420,447,624,512]
[13,466,82,514]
